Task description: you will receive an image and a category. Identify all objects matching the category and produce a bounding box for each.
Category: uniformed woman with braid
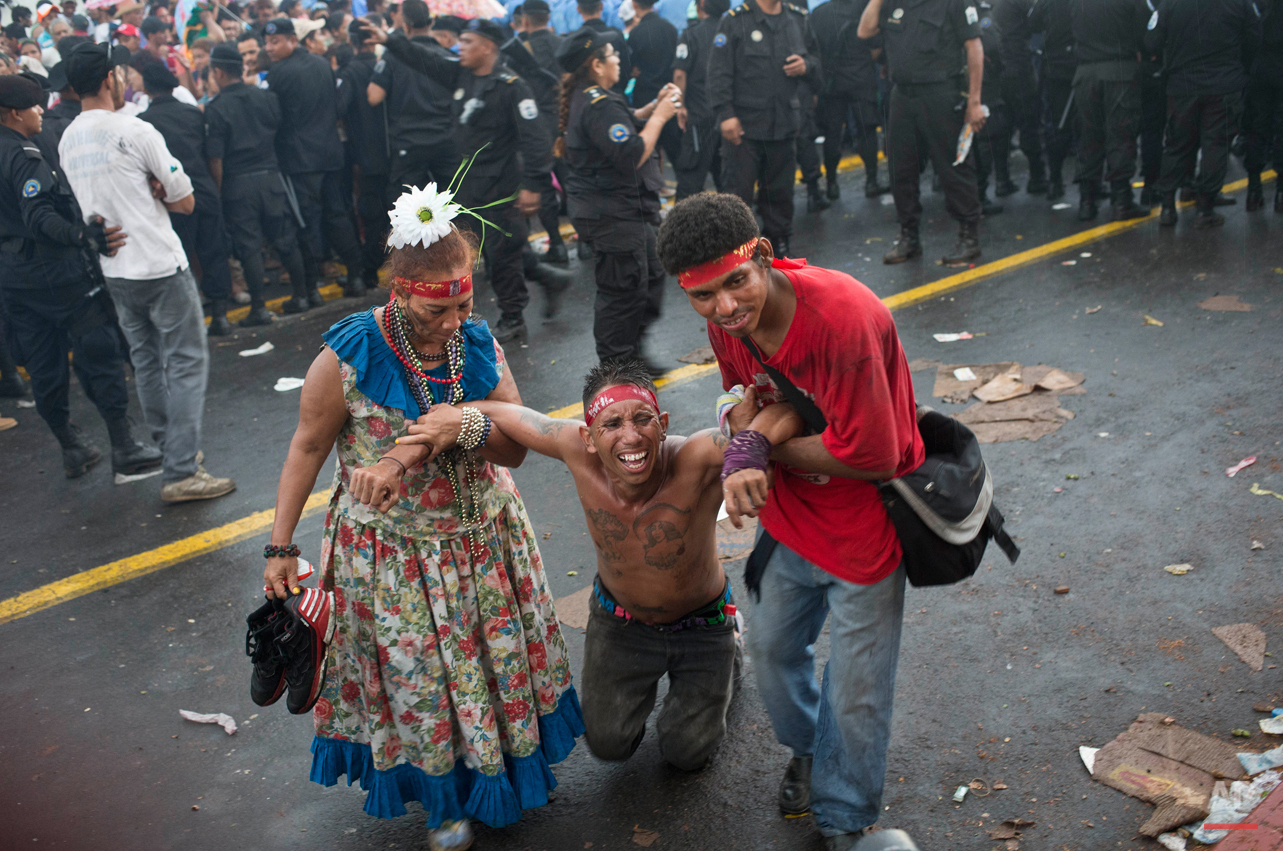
[554,28,680,371]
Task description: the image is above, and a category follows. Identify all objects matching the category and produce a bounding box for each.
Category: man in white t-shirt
[59,42,236,503]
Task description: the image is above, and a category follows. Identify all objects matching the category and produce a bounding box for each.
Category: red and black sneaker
[245,596,290,706]
[279,587,336,715]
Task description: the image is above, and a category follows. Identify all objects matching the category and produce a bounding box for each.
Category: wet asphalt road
[1,159,1281,851]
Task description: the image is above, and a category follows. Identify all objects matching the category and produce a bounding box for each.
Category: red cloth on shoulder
[709,259,924,585]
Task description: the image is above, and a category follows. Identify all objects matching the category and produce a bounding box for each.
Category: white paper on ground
[1261,716,1283,735]
[1052,203,1073,210]
[1155,834,1187,851]
[953,367,977,381]
[274,377,305,392]
[1080,745,1099,774]
[179,710,238,735]
[1191,769,1282,843]
[238,341,274,357]
[1240,744,1283,775]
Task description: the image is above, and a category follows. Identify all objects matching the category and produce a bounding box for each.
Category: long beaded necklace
[384,300,486,556]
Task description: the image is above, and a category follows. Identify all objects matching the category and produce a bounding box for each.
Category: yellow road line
[0,492,330,625]
[8,169,1274,626]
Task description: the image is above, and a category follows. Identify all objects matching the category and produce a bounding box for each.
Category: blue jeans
[749,537,906,837]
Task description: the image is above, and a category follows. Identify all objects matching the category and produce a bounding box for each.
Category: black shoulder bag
[737,337,1019,598]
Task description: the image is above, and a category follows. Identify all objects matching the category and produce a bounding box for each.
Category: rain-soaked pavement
[1,157,1281,851]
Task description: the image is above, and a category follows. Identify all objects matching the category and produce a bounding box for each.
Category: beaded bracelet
[458,406,490,450]
[264,543,301,559]
[478,415,492,448]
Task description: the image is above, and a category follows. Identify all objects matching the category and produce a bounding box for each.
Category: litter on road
[1250,483,1283,501]
[1211,623,1267,672]
[274,377,306,392]
[1225,457,1257,477]
[1197,295,1254,312]
[1144,315,1166,326]
[987,818,1034,840]
[1252,540,1266,550]
[1261,716,1283,735]
[238,341,274,357]
[1240,745,1283,775]
[933,332,975,342]
[1191,769,1282,844]
[179,710,237,735]
[952,367,977,381]
[1086,305,1103,314]
[952,785,969,803]
[1164,564,1193,575]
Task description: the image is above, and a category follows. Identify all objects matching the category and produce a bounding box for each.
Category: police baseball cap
[0,73,44,109]
[430,15,464,34]
[65,41,130,97]
[140,15,169,36]
[555,26,610,72]
[262,17,295,36]
[463,17,505,43]
[209,41,244,69]
[524,0,550,13]
[133,54,180,91]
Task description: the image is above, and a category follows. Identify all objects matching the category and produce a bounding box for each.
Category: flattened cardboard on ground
[1091,713,1247,837]
[933,362,1021,403]
[556,586,592,630]
[717,516,758,562]
[1031,367,1086,392]
[973,371,1035,403]
[954,393,1076,443]
[907,357,942,373]
[1212,623,1267,672]
[677,346,717,365]
[1198,295,1254,312]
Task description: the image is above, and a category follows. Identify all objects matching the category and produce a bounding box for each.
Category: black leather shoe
[543,242,569,265]
[307,288,326,308]
[1046,180,1065,201]
[807,182,831,212]
[826,177,840,200]
[994,178,1017,197]
[112,440,162,476]
[882,228,921,264]
[1112,198,1148,221]
[1159,196,1178,226]
[491,313,527,343]
[281,297,310,315]
[343,274,367,298]
[779,755,812,814]
[239,306,275,327]
[207,315,233,337]
[57,424,102,479]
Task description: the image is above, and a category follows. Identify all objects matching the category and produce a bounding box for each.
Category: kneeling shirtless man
[384,358,799,771]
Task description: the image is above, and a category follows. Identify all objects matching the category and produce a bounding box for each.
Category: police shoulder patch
[499,70,517,82]
[713,32,728,47]
[675,42,688,59]
[518,98,538,119]
[608,123,631,143]
[21,178,40,198]
[374,59,386,73]
[785,3,807,14]
[728,1,747,15]
[965,4,978,23]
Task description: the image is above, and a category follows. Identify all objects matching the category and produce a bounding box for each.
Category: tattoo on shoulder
[710,432,729,450]
[520,409,568,437]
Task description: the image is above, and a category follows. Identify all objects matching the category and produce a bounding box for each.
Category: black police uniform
[878,0,984,257]
[1068,0,1150,219]
[811,0,886,198]
[629,9,682,164]
[1149,0,1261,222]
[992,0,1046,192]
[514,27,570,257]
[370,35,461,203]
[671,14,724,199]
[265,45,367,297]
[338,47,392,280]
[0,124,157,475]
[1244,0,1283,210]
[204,80,310,323]
[708,0,822,254]
[31,96,80,167]
[138,93,234,316]
[380,31,558,334]
[563,82,666,362]
[1139,3,1166,203]
[974,0,1012,210]
[582,16,631,95]
[1028,0,1076,198]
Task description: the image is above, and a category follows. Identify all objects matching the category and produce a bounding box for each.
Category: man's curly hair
[656,192,760,277]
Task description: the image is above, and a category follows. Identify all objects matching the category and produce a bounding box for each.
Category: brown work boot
[161,468,237,503]
[941,221,981,267]
[882,227,921,264]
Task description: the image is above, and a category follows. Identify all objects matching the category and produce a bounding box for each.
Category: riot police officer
[204,42,310,327]
[992,0,1047,194]
[860,0,987,266]
[556,28,679,367]
[1244,0,1283,212]
[338,18,391,285]
[0,73,160,478]
[708,0,821,258]
[362,17,571,342]
[671,0,730,200]
[1029,0,1076,201]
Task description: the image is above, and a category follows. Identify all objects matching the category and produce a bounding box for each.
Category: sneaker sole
[161,482,237,503]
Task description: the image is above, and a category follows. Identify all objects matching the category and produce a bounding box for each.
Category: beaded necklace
[384,300,486,555]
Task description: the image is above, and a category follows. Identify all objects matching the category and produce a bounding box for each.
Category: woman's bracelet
[264,543,301,559]
[458,406,492,450]
[378,455,407,475]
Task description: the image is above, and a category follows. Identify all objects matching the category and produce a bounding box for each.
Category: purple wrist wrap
[721,429,773,482]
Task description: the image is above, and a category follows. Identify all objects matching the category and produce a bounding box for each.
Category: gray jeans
[103,268,208,481]
[580,579,738,771]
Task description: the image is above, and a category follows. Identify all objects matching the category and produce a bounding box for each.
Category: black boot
[577,239,594,261]
[491,312,526,343]
[207,298,233,337]
[826,174,840,201]
[107,417,162,476]
[281,297,310,315]
[0,369,26,398]
[942,220,981,267]
[543,241,569,265]
[1191,194,1225,229]
[1026,158,1049,194]
[806,182,831,212]
[1111,183,1148,221]
[239,306,275,327]
[1246,174,1264,212]
[1077,182,1098,220]
[778,755,813,815]
[771,235,791,259]
[54,422,102,479]
[343,272,367,298]
[1046,180,1065,201]
[306,287,326,308]
[882,226,921,264]
[527,262,573,319]
[979,188,1004,216]
[1159,193,1178,226]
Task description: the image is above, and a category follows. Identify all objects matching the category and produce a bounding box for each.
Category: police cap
[555,26,610,73]
[140,15,169,36]
[132,53,180,91]
[463,17,505,43]
[524,0,551,12]
[208,41,244,70]
[431,15,465,34]
[262,17,295,36]
[0,73,44,109]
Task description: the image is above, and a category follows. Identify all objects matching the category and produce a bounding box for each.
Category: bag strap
[739,336,828,433]
[985,503,1021,564]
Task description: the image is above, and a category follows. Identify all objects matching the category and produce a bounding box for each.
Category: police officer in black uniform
[262,17,368,305]
[1244,0,1283,212]
[1148,0,1261,227]
[811,0,888,200]
[205,42,310,327]
[556,28,679,366]
[0,73,161,478]
[338,18,391,284]
[974,0,1010,214]
[362,16,570,342]
[1067,0,1150,222]
[708,0,821,258]
[31,61,80,167]
[134,56,237,336]
[671,0,730,200]
[1029,0,1076,201]
[860,0,987,266]
[992,0,1047,194]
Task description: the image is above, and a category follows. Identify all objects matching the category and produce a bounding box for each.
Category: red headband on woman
[677,238,760,289]
[585,384,660,426]
[393,273,473,299]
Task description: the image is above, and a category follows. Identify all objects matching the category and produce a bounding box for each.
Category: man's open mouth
[617,450,649,473]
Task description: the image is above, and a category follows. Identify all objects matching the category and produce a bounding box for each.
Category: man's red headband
[585,384,660,426]
[677,238,760,289]
[393,273,473,299]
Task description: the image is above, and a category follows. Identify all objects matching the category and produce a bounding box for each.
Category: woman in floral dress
[264,187,582,850]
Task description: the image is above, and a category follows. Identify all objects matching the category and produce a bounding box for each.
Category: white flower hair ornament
[388,182,462,250]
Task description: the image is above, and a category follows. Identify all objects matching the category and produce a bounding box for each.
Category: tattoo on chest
[586,508,628,563]
[633,503,692,571]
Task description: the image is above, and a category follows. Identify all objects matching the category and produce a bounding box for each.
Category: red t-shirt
[709,259,925,585]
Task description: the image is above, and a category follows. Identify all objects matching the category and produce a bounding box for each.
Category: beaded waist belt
[593,576,734,633]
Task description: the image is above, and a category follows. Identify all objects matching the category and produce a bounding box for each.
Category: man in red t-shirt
[657,193,924,850]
